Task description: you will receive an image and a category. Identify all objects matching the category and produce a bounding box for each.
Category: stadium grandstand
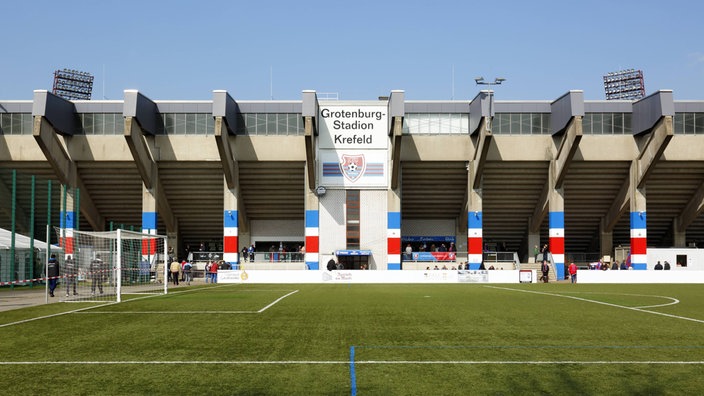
[1,87,704,281]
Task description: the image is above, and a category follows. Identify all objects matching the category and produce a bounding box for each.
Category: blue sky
[2,0,703,101]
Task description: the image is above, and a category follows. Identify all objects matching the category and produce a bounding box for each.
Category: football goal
[54,228,169,302]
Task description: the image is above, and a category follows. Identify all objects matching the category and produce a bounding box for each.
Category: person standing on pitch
[568,261,578,284]
[170,259,180,286]
[47,254,60,297]
[540,259,550,283]
[90,254,105,295]
[64,255,78,296]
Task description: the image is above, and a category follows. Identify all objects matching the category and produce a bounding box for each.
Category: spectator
[210,260,219,283]
[540,259,550,283]
[183,261,192,285]
[568,261,578,283]
[90,254,105,295]
[47,254,60,297]
[664,261,671,270]
[170,259,180,286]
[64,255,78,296]
[654,261,663,270]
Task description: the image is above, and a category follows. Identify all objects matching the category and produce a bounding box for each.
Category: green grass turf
[1,283,703,395]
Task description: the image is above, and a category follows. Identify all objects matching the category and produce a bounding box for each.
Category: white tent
[0,227,53,251]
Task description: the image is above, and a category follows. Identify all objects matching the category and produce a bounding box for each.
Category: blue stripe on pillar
[387,212,401,229]
[142,212,157,230]
[62,211,76,229]
[468,211,482,229]
[305,210,319,227]
[224,210,238,227]
[630,211,647,229]
[548,211,564,229]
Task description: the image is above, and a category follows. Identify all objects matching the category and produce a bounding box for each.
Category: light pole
[474,77,506,132]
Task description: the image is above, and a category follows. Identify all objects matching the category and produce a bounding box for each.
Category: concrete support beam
[390,116,403,189]
[553,117,583,189]
[33,116,103,230]
[529,183,549,233]
[214,116,239,190]
[636,116,673,189]
[677,181,704,233]
[123,116,175,232]
[388,90,405,190]
[124,117,155,189]
[33,117,75,184]
[603,115,672,232]
[302,90,319,191]
[472,127,492,190]
[304,116,316,190]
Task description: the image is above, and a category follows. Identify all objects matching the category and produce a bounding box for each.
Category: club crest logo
[339,154,366,182]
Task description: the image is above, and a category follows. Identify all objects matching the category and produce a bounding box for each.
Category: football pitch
[1,283,703,395]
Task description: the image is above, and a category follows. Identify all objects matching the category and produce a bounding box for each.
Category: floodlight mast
[474,77,506,132]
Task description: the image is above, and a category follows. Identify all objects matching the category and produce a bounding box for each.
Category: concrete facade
[2,89,704,276]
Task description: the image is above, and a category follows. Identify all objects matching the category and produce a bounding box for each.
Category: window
[403,113,469,135]
[674,113,704,134]
[582,113,631,135]
[492,113,551,134]
[235,113,304,135]
[346,190,360,249]
[0,113,33,135]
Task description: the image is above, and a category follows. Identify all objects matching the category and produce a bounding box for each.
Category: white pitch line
[486,286,704,324]
[0,284,235,327]
[75,289,300,315]
[79,311,259,314]
[258,289,299,313]
[0,302,117,329]
[1,360,703,366]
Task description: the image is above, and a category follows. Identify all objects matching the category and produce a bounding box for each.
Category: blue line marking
[350,345,357,396]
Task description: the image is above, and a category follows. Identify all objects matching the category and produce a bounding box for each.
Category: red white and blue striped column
[467,211,483,269]
[60,208,75,258]
[387,212,401,270]
[305,210,319,270]
[630,211,647,270]
[141,211,158,259]
[549,211,565,280]
[223,210,238,266]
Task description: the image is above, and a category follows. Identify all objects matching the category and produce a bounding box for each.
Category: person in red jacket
[210,260,219,284]
[568,261,578,284]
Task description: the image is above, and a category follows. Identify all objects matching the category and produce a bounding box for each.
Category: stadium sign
[318,104,388,149]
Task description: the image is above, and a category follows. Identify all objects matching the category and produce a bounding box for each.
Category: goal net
[55,228,169,302]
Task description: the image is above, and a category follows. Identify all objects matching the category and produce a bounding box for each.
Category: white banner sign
[318,104,388,149]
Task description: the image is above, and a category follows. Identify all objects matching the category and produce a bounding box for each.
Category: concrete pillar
[223,176,238,266]
[141,184,158,260]
[599,218,613,261]
[60,185,77,258]
[304,164,320,270]
[527,231,540,263]
[629,165,647,270]
[673,218,686,248]
[467,161,483,269]
[548,163,565,280]
[387,189,401,270]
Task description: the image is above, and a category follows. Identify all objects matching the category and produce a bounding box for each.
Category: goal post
[55,228,169,302]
